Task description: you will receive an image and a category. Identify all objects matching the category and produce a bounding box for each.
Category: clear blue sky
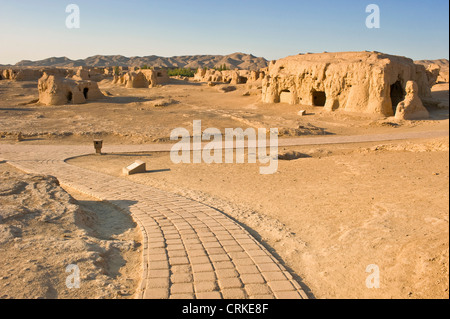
[0,0,448,64]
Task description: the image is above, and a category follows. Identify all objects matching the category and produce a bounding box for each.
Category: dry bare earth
[0,80,448,146]
[69,137,449,299]
[0,163,141,299]
[0,71,448,299]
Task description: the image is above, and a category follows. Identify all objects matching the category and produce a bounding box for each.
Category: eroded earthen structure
[194,68,265,87]
[113,68,169,88]
[38,73,104,106]
[261,51,432,118]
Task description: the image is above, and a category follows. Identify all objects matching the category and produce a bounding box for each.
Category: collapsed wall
[38,73,104,106]
[194,68,265,87]
[112,68,169,88]
[415,59,449,84]
[261,51,432,118]
[72,66,110,82]
[1,68,70,81]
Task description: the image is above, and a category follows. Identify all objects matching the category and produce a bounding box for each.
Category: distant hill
[15,53,268,70]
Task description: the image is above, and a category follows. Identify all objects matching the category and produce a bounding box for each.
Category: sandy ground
[0,77,448,299]
[0,79,448,145]
[0,162,142,299]
[68,136,449,299]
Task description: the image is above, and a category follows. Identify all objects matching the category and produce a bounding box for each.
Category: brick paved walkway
[1,130,447,299]
[1,145,307,299]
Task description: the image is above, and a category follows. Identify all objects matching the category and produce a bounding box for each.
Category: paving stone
[204,241,222,249]
[184,243,204,251]
[252,255,275,264]
[257,262,281,272]
[198,236,218,244]
[229,251,250,260]
[192,263,214,273]
[245,284,272,295]
[205,247,226,255]
[262,272,288,282]
[232,258,256,266]
[171,273,193,284]
[267,280,295,292]
[216,269,239,279]
[171,265,191,274]
[209,254,230,262]
[171,283,194,294]
[168,250,187,258]
[184,238,201,245]
[148,261,169,270]
[218,278,243,289]
[148,242,166,249]
[170,293,195,299]
[273,291,302,299]
[148,269,170,278]
[148,254,167,262]
[194,281,219,293]
[147,248,166,256]
[249,294,275,299]
[193,271,216,283]
[196,291,222,299]
[190,255,210,265]
[169,257,190,266]
[240,273,266,285]
[221,288,247,299]
[187,249,207,257]
[246,249,267,258]
[212,261,235,270]
[146,278,170,289]
[166,239,183,246]
[223,245,244,253]
[143,288,169,299]
[236,265,259,275]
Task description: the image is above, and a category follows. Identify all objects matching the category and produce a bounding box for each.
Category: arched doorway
[390,81,405,114]
[83,88,89,99]
[66,91,73,103]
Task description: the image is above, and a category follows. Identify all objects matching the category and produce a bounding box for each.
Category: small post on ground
[94,139,103,155]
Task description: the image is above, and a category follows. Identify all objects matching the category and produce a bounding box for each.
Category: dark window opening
[157,72,162,77]
[239,76,248,84]
[390,81,405,114]
[67,91,73,103]
[83,88,89,99]
[312,91,326,106]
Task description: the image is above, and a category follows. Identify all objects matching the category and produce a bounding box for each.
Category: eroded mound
[0,171,141,299]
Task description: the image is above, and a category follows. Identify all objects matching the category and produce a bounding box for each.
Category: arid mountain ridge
[11,52,269,70]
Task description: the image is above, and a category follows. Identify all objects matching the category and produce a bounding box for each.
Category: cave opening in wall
[66,91,73,103]
[83,88,89,99]
[390,81,405,114]
[312,90,326,106]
